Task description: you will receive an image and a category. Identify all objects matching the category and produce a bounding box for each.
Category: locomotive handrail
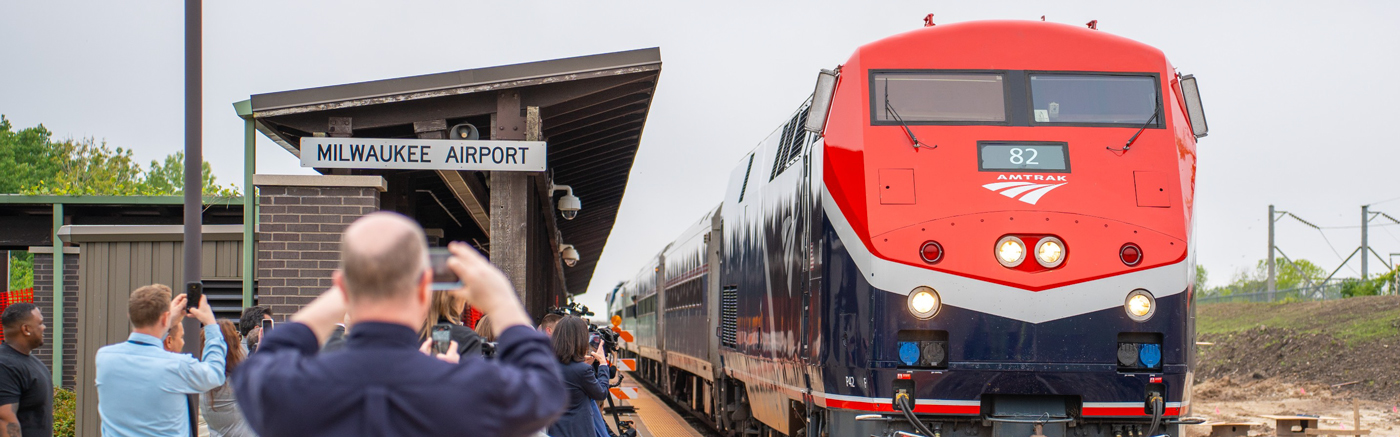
[855,414,895,422]
[984,414,1075,424]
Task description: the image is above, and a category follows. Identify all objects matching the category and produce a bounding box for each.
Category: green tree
[0,116,63,193]
[1255,257,1326,290]
[142,151,240,197]
[1,116,240,196]
[1194,265,1209,289]
[1339,268,1396,297]
[8,252,34,290]
[22,138,148,195]
[10,139,239,197]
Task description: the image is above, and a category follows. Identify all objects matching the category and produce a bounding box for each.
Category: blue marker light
[1139,343,1162,368]
[898,342,920,366]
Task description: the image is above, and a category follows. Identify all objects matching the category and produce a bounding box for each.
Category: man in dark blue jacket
[232,212,566,437]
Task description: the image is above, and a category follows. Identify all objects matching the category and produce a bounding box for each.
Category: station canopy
[246,48,661,295]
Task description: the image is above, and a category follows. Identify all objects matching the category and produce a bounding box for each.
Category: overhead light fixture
[559,244,579,267]
[551,184,582,220]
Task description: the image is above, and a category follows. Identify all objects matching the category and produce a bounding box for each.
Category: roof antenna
[924,13,935,27]
[1086,20,1098,30]
[1041,15,1046,21]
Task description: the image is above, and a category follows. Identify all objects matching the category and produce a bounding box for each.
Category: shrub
[54,388,75,437]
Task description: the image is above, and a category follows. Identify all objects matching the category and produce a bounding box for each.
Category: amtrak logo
[983,175,1068,205]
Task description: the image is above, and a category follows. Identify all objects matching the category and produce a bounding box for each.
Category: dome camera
[559,244,580,267]
[551,184,582,221]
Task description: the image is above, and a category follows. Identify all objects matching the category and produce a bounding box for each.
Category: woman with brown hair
[547,316,610,437]
[200,319,257,437]
[419,290,483,357]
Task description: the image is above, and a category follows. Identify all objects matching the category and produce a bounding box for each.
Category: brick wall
[256,183,381,320]
[31,251,79,389]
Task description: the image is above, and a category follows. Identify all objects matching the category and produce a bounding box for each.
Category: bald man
[231,212,565,437]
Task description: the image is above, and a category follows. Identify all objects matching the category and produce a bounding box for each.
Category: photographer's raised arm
[445,242,532,337]
[289,286,349,345]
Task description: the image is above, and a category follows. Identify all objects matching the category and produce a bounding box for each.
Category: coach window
[870,71,1007,124]
[1028,73,1160,127]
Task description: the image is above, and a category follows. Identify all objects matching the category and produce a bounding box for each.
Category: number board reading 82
[977,142,1070,173]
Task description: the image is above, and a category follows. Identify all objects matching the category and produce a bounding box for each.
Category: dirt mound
[1195,295,1400,402]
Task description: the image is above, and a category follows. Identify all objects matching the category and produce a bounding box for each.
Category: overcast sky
[4,1,1399,312]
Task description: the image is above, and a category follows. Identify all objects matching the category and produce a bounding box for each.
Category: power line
[1317,230,1359,275]
[1280,210,1360,274]
[1280,210,1400,230]
[1368,195,1400,207]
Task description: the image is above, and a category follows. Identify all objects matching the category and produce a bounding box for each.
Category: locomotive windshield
[1029,73,1160,126]
[871,72,1006,123]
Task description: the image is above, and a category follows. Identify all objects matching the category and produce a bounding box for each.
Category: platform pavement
[604,374,704,437]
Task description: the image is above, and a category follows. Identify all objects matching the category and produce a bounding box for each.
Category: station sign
[300,137,546,172]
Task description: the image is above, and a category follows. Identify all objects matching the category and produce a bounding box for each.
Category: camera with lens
[589,325,620,355]
[547,301,594,318]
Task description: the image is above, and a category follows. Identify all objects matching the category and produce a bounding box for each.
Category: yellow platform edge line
[623,380,704,437]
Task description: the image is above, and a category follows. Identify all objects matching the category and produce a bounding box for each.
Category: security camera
[552,184,582,221]
[449,123,480,141]
[559,244,579,268]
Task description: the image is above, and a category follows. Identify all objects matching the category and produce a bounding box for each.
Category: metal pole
[242,114,255,308]
[183,0,203,434]
[1361,205,1369,279]
[1267,204,1276,300]
[51,204,63,387]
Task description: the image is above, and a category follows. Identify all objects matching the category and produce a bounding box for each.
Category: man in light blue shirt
[96,284,226,437]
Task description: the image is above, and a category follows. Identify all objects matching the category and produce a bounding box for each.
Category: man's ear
[157,310,172,334]
[418,270,433,305]
[333,270,350,304]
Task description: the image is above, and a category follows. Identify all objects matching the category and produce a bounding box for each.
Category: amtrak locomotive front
[609,19,1211,437]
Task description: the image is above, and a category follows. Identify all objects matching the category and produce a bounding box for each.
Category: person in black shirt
[238,306,274,352]
[0,303,52,437]
[418,290,483,357]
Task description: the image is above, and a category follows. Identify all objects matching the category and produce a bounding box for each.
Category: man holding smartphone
[232,212,565,437]
[95,285,225,437]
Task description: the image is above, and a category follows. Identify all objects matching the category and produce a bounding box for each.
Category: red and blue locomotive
[610,19,1209,437]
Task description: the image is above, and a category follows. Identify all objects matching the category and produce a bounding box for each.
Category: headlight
[1035,237,1066,268]
[1125,289,1155,321]
[907,286,941,319]
[995,236,1026,267]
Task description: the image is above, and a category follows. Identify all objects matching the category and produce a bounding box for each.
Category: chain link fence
[1195,278,1394,304]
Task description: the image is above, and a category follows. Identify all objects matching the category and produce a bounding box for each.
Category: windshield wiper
[884,80,937,150]
[1107,104,1160,153]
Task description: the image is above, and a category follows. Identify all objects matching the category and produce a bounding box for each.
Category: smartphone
[428,248,463,291]
[186,281,203,309]
[589,332,602,351]
[431,324,453,354]
[260,318,274,336]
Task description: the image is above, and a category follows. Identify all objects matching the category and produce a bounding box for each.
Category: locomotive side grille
[721,285,738,347]
[770,101,813,181]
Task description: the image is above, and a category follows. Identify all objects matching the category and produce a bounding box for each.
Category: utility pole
[1267,205,1277,300]
[182,0,203,435]
[1361,205,1369,279]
